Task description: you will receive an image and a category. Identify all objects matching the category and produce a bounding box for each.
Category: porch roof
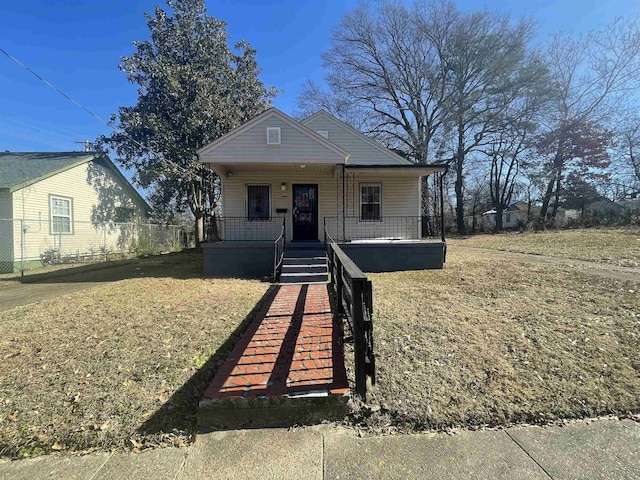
[345,164,446,176]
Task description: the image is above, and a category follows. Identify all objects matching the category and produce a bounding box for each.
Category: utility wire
[0,46,203,180]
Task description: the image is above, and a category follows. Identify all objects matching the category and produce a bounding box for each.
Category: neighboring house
[586,198,626,218]
[197,108,446,277]
[480,201,567,229]
[0,152,149,272]
[615,196,640,214]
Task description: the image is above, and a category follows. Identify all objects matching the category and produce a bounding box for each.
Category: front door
[292,184,318,241]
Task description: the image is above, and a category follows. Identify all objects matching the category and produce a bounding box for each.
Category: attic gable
[198,108,349,164]
[301,110,413,166]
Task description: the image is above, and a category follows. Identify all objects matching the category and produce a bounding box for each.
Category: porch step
[284,249,326,258]
[280,243,328,284]
[282,264,327,274]
[280,272,328,284]
[286,241,324,250]
[283,257,326,266]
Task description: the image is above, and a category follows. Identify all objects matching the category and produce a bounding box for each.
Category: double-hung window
[50,195,73,234]
[360,183,382,221]
[246,184,271,221]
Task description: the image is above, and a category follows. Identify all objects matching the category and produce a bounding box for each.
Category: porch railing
[325,229,375,399]
[323,216,443,243]
[204,216,286,242]
[273,218,286,281]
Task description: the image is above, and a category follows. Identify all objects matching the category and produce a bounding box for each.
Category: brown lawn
[447,227,640,267]
[348,244,640,431]
[0,252,268,458]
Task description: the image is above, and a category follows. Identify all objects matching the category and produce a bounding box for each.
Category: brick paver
[203,284,349,400]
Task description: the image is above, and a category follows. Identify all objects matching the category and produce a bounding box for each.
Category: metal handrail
[272,217,286,281]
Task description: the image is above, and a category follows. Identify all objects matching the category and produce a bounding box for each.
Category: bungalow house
[197,108,446,278]
[0,152,149,272]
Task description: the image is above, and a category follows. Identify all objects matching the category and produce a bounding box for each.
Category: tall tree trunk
[495,204,504,230]
[455,117,466,233]
[551,173,561,218]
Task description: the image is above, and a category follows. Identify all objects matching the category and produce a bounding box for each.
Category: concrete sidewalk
[0,418,637,479]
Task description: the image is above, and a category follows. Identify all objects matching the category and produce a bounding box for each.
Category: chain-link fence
[0,218,194,274]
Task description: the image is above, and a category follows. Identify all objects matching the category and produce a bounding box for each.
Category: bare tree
[298,0,541,233]
[615,113,640,189]
[483,73,551,229]
[442,12,541,232]
[537,17,640,219]
[300,0,458,163]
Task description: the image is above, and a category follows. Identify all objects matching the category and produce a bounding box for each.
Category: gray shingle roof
[0,152,95,190]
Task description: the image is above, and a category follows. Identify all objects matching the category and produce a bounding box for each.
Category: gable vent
[317,130,329,139]
[266,127,281,145]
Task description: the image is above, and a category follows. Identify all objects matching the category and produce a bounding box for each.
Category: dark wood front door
[292,184,318,241]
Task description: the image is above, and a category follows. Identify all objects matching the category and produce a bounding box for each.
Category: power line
[0,47,107,125]
[0,46,203,180]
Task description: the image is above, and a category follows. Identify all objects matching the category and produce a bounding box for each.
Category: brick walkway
[203,284,349,400]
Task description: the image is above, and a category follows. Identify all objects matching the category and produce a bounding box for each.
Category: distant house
[0,152,149,272]
[615,196,640,214]
[480,201,566,229]
[586,198,625,218]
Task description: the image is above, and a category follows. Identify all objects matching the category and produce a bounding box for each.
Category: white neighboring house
[481,201,568,229]
[0,152,149,272]
[197,108,447,277]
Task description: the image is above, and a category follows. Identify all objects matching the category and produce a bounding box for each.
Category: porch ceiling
[208,162,337,176]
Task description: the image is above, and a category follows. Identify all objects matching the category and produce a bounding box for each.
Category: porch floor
[199,283,349,427]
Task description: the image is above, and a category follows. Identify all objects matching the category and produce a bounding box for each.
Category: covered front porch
[201,162,446,278]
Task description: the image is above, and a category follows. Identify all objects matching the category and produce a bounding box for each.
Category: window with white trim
[50,195,73,234]
[246,184,271,220]
[360,183,382,221]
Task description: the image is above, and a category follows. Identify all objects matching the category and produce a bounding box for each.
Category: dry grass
[447,227,640,267]
[0,253,268,458]
[357,248,640,431]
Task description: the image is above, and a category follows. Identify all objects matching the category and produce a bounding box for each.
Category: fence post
[20,219,24,277]
[352,278,367,399]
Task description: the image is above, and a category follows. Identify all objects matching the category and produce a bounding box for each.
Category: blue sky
[1,0,638,156]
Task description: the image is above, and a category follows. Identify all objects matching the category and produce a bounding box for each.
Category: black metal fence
[325,230,375,399]
[323,216,443,242]
[204,216,286,242]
